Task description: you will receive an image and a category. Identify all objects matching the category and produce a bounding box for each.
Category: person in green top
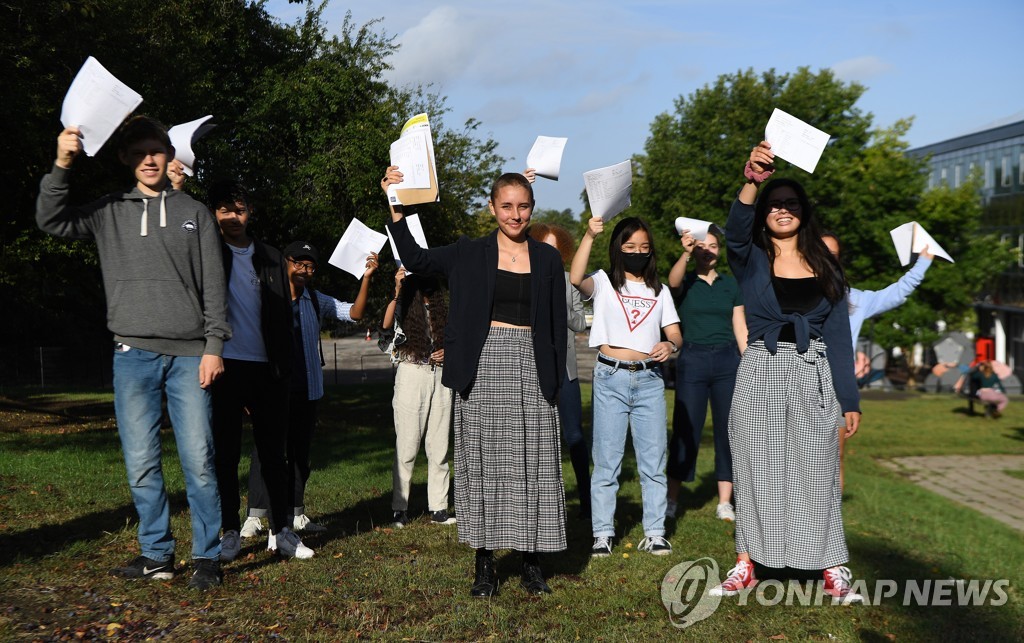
[970,360,1008,418]
[665,228,747,522]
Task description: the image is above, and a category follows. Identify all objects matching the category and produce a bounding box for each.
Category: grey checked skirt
[453,327,566,552]
[729,339,848,569]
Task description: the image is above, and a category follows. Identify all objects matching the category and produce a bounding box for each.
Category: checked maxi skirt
[453,327,567,552]
[729,339,849,570]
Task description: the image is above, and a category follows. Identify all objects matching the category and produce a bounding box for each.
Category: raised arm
[570,217,603,298]
[382,267,406,329]
[381,165,458,277]
[348,252,378,321]
[856,249,934,320]
[36,127,101,239]
[667,230,696,289]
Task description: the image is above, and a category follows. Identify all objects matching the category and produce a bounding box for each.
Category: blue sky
[266,0,1024,214]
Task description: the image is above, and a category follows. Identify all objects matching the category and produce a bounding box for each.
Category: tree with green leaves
[0,0,503,376]
[631,67,1012,362]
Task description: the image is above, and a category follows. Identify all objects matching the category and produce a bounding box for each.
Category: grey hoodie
[36,164,231,357]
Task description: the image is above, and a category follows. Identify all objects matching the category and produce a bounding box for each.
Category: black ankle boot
[521,558,552,595]
[470,553,498,598]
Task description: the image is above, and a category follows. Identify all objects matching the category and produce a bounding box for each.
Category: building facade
[909,119,1024,374]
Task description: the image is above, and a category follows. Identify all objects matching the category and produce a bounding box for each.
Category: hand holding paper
[329,218,389,280]
[526,136,568,180]
[889,221,954,266]
[583,160,632,220]
[61,57,143,157]
[168,115,216,176]
[764,108,830,173]
[674,217,720,241]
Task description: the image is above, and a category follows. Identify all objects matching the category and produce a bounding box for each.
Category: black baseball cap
[283,241,319,265]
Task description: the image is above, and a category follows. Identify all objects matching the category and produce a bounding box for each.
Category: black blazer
[221,238,293,380]
[387,217,567,402]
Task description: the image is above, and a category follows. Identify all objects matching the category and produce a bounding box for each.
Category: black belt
[597,354,657,372]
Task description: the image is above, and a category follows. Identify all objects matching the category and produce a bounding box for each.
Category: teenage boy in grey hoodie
[36,116,231,591]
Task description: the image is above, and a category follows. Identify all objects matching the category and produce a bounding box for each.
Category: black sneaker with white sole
[591,536,613,557]
[187,558,223,590]
[393,510,409,528]
[110,555,174,580]
[430,509,456,525]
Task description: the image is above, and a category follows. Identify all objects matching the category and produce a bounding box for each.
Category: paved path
[879,455,1024,532]
[320,333,599,385]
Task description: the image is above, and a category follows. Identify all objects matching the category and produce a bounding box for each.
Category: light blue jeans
[590,357,668,538]
[113,347,221,561]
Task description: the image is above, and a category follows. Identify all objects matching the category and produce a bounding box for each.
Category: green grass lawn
[0,385,1021,641]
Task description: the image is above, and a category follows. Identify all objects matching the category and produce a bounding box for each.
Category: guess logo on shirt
[617,292,656,331]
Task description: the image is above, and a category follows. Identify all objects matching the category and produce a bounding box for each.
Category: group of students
[40,113,933,603]
[37,116,379,590]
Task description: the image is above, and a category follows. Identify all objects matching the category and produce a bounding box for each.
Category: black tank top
[772,276,822,342]
[491,269,531,326]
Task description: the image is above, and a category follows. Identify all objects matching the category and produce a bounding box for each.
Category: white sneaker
[637,535,672,555]
[268,527,314,559]
[665,499,677,519]
[293,514,327,533]
[715,502,735,522]
[240,516,265,539]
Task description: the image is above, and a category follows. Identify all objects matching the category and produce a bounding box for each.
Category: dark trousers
[668,342,738,482]
[249,393,318,515]
[558,375,591,513]
[212,359,290,532]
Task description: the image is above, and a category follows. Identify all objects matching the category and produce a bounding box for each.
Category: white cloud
[830,55,893,82]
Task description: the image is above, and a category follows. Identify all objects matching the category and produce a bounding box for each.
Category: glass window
[955,165,962,187]
[1002,156,1012,187]
[985,160,994,188]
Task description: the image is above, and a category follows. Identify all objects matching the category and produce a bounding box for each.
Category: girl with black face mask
[570,215,682,559]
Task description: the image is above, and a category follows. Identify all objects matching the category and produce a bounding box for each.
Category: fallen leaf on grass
[333,552,344,559]
[769,635,787,640]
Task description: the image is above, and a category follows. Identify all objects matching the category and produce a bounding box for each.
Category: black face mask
[622,252,652,275]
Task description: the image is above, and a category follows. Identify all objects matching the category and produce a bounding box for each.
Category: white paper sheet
[526,136,568,180]
[583,160,632,220]
[168,115,216,176]
[764,108,831,174]
[386,214,429,272]
[389,133,431,190]
[60,57,144,156]
[388,113,439,205]
[889,221,954,266]
[328,218,389,279]
[674,217,720,241]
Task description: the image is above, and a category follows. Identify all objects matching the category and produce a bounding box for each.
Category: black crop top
[491,269,531,326]
[772,276,823,343]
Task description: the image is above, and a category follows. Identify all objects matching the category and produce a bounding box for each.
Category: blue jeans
[113,347,221,561]
[590,357,668,538]
[668,342,738,482]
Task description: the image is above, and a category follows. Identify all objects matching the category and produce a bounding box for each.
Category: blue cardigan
[386,216,567,403]
[725,199,860,414]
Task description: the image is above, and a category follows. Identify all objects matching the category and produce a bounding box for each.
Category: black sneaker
[430,509,456,525]
[392,510,409,528]
[187,559,223,590]
[110,555,174,581]
[591,536,613,557]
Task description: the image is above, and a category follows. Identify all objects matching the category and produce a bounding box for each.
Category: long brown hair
[753,178,847,304]
[396,274,448,362]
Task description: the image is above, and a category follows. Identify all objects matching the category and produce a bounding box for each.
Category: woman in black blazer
[383,167,567,597]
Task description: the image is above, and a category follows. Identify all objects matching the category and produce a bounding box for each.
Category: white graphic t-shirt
[585,269,679,353]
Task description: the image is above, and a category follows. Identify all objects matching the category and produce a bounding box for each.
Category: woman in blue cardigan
[711,141,863,604]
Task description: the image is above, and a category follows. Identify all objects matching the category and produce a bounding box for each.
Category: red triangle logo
[616,291,657,331]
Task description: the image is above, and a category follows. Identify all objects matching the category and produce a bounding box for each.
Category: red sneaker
[824,566,864,604]
[710,558,757,596]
